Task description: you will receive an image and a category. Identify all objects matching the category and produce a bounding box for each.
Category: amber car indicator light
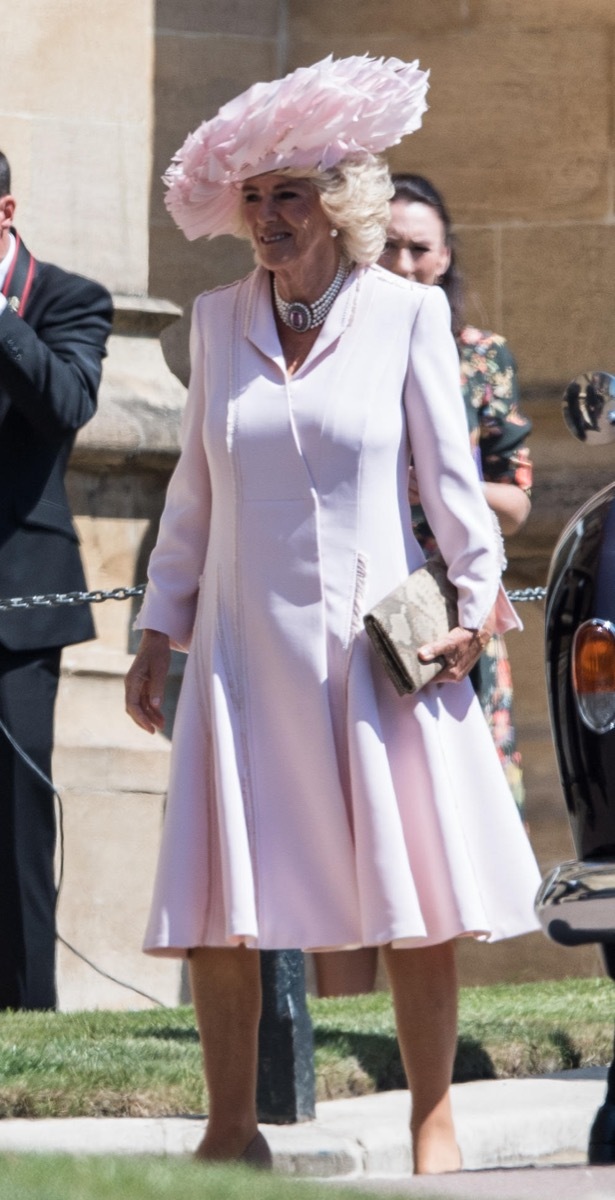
[572,619,615,733]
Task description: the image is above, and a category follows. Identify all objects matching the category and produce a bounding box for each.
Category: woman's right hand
[125,629,171,734]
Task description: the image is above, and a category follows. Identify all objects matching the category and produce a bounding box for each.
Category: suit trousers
[0,644,61,1010]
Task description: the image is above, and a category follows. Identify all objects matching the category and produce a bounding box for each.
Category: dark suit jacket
[0,232,113,651]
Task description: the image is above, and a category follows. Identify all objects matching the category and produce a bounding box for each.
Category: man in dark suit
[0,150,113,1009]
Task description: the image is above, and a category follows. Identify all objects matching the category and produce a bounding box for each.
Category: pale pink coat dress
[137,264,541,956]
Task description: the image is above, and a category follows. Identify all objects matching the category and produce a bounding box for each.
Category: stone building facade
[3,0,615,1006]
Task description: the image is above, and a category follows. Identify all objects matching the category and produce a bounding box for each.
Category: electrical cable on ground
[0,712,166,1009]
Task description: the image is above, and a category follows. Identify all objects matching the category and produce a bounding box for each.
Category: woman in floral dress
[454,324,532,810]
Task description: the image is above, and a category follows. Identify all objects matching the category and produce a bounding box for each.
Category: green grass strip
[0,977,613,1118]
[0,1154,445,1200]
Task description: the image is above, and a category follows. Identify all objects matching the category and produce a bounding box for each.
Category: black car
[535,371,615,1163]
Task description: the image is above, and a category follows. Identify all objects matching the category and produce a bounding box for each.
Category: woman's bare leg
[189,945,264,1161]
[383,940,461,1175]
[313,947,379,997]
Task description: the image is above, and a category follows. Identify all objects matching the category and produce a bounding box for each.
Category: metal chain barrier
[506,587,547,603]
[0,584,146,611]
[0,582,547,611]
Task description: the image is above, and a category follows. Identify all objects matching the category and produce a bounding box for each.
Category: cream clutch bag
[363,556,458,696]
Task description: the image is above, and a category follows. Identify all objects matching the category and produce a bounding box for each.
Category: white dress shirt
[0,233,17,315]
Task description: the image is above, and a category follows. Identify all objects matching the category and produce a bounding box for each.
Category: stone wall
[152,0,615,558]
[5,0,153,293]
[150,0,615,393]
[1,0,614,1006]
[7,1,615,403]
[149,0,284,305]
[287,0,615,389]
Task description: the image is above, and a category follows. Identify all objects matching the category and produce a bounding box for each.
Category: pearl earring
[330,228,339,238]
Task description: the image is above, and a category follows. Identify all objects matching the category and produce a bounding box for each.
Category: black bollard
[588,1030,615,1164]
[256,949,316,1124]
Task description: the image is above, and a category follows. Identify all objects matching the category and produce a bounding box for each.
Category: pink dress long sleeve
[136,264,540,955]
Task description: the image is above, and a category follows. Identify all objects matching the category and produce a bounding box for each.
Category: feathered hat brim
[164,54,429,240]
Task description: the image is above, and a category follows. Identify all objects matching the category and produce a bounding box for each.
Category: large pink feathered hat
[164,54,430,240]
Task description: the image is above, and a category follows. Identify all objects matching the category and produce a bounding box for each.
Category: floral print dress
[412,326,532,816]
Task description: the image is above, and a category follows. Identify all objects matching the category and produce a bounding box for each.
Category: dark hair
[0,151,11,199]
[390,173,464,336]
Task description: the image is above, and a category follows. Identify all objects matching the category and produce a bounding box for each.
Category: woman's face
[379,199,450,285]
[240,173,335,278]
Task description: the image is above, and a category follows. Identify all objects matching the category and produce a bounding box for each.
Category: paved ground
[334,1164,615,1198]
[0,1068,613,1197]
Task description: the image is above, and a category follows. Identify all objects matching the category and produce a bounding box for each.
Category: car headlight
[572,619,615,733]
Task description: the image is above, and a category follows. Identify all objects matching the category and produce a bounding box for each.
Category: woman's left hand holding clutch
[418,607,495,684]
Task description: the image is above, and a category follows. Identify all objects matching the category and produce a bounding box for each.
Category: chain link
[0,584,146,611]
[0,581,547,611]
[506,587,547,603]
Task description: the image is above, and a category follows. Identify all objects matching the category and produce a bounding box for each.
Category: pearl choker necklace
[273,259,350,333]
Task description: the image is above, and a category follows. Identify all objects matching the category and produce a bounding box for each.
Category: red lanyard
[1,232,36,315]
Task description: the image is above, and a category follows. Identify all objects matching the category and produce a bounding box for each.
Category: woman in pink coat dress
[125,55,541,1175]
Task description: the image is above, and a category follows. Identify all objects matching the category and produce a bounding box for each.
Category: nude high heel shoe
[193,1128,273,1170]
[237,1130,273,1169]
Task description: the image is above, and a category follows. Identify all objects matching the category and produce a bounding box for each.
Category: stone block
[7,0,152,122]
[288,0,480,39]
[79,318,186,466]
[68,466,171,528]
[65,462,177,658]
[501,224,615,388]
[0,118,34,212]
[288,0,615,45]
[432,26,610,223]
[4,1,152,292]
[54,740,171,797]
[52,645,185,1010]
[55,789,185,1010]
[68,515,153,651]
[507,395,615,568]
[19,118,149,293]
[453,227,500,333]
[50,581,187,1012]
[153,31,278,158]
[151,34,279,242]
[149,223,253,308]
[157,0,281,37]
[288,25,610,224]
[4,0,152,292]
[477,0,615,29]
[421,24,610,224]
[6,120,149,294]
[53,644,177,786]
[158,307,192,388]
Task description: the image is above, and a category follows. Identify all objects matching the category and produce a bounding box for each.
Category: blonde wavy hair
[239,155,394,266]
